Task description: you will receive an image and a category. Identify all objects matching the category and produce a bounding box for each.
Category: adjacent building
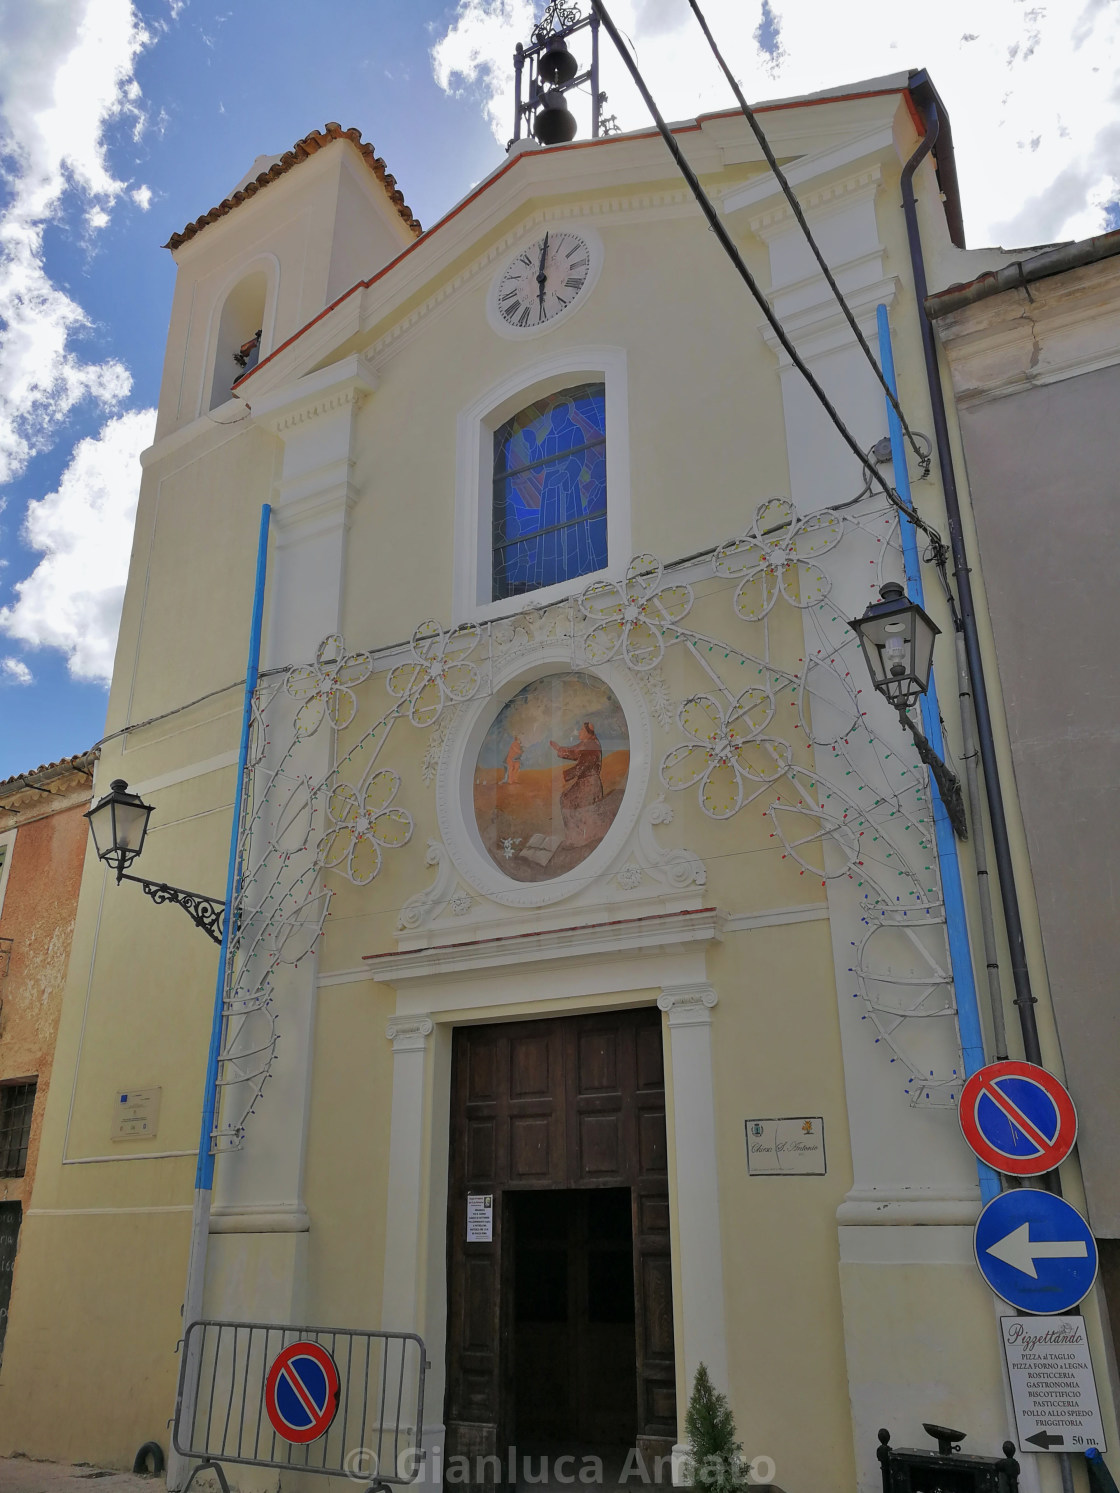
[0,752,97,1367]
[927,229,1120,1374]
[0,65,1114,1493]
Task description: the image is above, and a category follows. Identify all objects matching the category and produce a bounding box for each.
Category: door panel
[445,1008,677,1469]
[0,1202,19,1367]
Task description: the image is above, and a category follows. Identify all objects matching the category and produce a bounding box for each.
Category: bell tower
[154,124,421,440]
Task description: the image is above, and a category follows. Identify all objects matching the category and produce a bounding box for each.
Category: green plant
[684,1361,746,1493]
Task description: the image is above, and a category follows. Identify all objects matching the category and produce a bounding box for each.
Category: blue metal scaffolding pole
[168,503,271,1489]
[875,305,998,1204]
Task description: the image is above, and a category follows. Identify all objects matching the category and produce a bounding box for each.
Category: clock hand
[536,232,549,317]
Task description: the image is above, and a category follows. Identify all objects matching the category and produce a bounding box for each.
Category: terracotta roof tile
[0,749,99,795]
[164,123,421,251]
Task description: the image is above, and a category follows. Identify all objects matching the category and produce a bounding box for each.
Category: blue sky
[1,0,1117,779]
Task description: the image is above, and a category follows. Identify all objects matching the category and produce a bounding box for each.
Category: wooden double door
[445,1008,676,1468]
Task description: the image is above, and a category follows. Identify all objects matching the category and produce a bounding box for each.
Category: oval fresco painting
[474,672,630,882]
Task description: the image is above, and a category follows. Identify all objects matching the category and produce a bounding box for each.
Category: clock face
[493,230,594,333]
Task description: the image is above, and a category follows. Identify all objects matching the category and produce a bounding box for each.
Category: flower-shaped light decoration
[581,554,693,671]
[660,690,791,819]
[285,634,373,738]
[316,769,413,886]
[387,620,481,728]
[714,498,843,620]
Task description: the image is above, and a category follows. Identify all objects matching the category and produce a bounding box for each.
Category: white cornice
[140,407,250,471]
[248,352,379,433]
[722,129,892,220]
[760,275,899,363]
[747,166,883,244]
[362,906,724,984]
[317,900,830,989]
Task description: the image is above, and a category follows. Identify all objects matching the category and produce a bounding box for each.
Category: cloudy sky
[0,0,1117,778]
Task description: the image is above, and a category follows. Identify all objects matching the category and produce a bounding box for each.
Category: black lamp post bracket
[897,707,969,842]
[118,872,226,945]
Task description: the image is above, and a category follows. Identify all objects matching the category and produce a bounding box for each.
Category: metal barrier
[173,1319,427,1491]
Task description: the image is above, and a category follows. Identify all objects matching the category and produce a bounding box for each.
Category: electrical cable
[588,0,945,553]
[684,0,930,474]
[91,667,288,751]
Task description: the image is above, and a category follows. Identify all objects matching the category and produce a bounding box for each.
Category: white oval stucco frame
[435,646,652,908]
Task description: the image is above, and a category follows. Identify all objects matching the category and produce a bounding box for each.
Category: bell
[537,35,578,87]
[533,90,578,145]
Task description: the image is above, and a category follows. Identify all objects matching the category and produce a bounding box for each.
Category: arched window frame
[198,253,280,419]
[453,346,631,623]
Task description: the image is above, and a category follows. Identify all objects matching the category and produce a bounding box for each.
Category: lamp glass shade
[85,778,153,874]
[850,583,939,708]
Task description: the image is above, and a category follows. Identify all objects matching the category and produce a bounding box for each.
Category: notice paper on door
[466,1194,493,1242]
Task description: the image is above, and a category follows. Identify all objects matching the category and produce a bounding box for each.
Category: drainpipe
[900,75,1043,1070]
[875,304,998,1206]
[952,628,1009,1061]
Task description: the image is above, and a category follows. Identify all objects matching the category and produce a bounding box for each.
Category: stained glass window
[492,382,607,600]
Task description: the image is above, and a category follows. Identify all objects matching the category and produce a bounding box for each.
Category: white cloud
[1,658,32,686]
[131,183,152,210]
[0,0,152,484]
[0,407,155,683]
[433,0,535,144]
[431,0,1120,248]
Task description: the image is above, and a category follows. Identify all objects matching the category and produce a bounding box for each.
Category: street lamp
[850,583,968,840]
[85,779,153,882]
[85,778,227,943]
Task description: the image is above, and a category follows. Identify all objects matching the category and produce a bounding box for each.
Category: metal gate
[173,1320,427,1488]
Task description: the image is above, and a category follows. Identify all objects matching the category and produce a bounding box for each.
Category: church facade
[1,74,1114,1493]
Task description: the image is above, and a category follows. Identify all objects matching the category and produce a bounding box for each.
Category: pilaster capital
[386,1014,434,1052]
[657,983,717,1025]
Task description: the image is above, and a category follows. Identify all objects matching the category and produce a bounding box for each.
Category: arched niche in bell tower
[208,267,270,411]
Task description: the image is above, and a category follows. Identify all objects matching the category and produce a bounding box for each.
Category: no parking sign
[958,1061,1077,1176]
[264,1340,340,1444]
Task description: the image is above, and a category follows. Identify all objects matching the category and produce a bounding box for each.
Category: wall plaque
[111,1087,161,1141]
[466,1193,493,1242]
[746,1116,826,1175]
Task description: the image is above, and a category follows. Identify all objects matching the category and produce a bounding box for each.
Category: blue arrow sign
[975,1190,1098,1314]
